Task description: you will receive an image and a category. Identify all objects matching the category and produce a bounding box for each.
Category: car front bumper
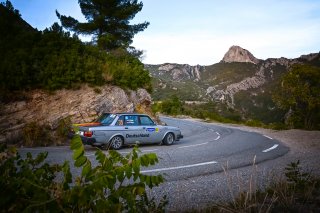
[177,134,183,140]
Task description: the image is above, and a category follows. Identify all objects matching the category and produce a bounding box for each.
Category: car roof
[116,113,149,116]
[101,112,149,116]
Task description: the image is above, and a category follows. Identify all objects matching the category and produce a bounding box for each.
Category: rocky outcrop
[155,63,205,81]
[0,85,151,142]
[222,45,260,64]
[211,65,267,105]
[299,52,320,61]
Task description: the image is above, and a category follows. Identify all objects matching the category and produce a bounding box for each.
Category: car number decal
[146,128,159,132]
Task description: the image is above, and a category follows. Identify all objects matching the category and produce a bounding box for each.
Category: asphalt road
[19,116,290,210]
[139,117,289,180]
[20,116,289,180]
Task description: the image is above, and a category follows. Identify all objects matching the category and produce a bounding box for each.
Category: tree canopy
[56,0,149,51]
[273,64,320,129]
[0,2,152,101]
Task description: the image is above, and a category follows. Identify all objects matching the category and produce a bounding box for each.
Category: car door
[138,115,162,143]
[122,115,145,144]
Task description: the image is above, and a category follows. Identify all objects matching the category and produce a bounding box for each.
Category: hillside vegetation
[0,2,151,101]
[147,51,320,129]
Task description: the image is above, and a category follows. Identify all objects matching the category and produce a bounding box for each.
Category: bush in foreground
[0,135,167,212]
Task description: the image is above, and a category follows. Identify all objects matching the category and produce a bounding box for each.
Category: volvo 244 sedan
[77,113,183,150]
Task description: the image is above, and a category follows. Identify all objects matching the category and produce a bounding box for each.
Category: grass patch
[207,160,320,212]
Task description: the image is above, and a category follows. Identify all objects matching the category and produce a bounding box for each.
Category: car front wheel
[163,133,175,145]
[109,136,123,150]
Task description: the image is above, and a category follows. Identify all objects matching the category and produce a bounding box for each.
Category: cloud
[133,19,320,65]
[132,0,320,65]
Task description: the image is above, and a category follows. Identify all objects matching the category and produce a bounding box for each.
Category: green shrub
[105,51,152,93]
[160,96,183,115]
[267,122,288,130]
[22,122,52,147]
[0,135,167,212]
[2,130,23,145]
[245,119,265,127]
[93,87,102,94]
[0,4,152,97]
[56,116,72,139]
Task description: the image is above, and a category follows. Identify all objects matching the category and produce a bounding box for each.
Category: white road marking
[119,151,131,154]
[119,149,159,155]
[263,135,273,140]
[141,160,218,173]
[20,147,69,151]
[178,142,208,149]
[84,153,95,157]
[141,149,159,152]
[262,144,279,153]
[208,129,221,140]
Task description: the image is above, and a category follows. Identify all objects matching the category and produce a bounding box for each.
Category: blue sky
[6,0,320,65]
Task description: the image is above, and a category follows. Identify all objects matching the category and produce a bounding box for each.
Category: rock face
[146,63,205,82]
[222,45,260,64]
[211,64,267,106]
[0,85,151,142]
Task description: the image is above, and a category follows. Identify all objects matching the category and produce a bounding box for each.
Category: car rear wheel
[163,133,175,145]
[109,136,123,150]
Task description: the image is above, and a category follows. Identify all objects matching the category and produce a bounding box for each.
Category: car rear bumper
[80,136,97,145]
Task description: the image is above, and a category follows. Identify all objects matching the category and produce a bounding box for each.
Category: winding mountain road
[20,116,289,181]
[138,117,289,180]
[19,116,290,210]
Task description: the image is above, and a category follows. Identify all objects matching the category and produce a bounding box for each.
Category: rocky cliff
[145,63,205,82]
[222,45,260,64]
[146,45,320,123]
[0,85,151,143]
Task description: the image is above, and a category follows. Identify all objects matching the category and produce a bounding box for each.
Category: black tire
[109,136,123,150]
[163,133,175,145]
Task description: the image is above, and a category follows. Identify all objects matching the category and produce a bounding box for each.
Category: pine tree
[273,64,320,129]
[56,0,149,51]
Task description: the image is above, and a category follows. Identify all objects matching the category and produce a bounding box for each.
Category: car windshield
[96,113,116,126]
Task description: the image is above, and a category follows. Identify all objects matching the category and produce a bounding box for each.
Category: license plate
[76,131,84,136]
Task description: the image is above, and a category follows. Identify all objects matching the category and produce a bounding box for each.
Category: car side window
[124,115,139,126]
[139,116,155,126]
[116,116,124,126]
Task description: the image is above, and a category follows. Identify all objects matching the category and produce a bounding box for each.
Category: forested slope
[0,3,151,100]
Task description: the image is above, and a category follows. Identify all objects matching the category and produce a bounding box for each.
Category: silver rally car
[78,113,183,149]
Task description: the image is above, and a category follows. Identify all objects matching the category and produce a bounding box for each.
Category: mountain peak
[222,45,259,64]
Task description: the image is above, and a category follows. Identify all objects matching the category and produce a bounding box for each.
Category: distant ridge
[221,45,260,64]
